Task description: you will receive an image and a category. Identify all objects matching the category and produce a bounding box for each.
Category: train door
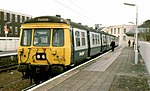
[73,28,88,64]
[102,34,107,52]
[50,28,67,65]
[70,27,75,65]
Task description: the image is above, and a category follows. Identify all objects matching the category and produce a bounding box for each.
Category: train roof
[23,16,69,24]
[23,16,118,37]
[23,16,100,32]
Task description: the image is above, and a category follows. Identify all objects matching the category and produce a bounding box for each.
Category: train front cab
[18,23,72,77]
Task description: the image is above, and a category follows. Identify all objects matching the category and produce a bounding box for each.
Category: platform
[0,51,17,57]
[29,47,150,91]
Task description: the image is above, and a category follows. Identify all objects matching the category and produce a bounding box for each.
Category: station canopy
[125,28,146,36]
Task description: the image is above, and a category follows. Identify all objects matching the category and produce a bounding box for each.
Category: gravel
[0,70,31,91]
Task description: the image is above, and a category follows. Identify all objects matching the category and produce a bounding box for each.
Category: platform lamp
[4,22,11,51]
[124,3,138,64]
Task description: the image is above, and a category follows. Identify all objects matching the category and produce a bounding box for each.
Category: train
[17,15,118,83]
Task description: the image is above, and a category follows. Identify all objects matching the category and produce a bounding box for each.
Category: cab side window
[52,28,64,47]
[21,29,32,46]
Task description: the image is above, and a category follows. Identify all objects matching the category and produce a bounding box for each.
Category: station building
[0,9,32,37]
[0,9,32,51]
[101,25,135,46]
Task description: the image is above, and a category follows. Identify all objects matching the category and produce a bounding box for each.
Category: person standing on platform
[110,40,115,52]
[128,40,131,47]
[132,40,135,47]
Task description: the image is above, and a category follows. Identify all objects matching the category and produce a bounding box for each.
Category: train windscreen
[34,29,50,46]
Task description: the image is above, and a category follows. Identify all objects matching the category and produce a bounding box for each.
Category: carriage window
[52,28,64,47]
[21,29,32,46]
[102,35,106,44]
[97,35,100,44]
[92,34,95,45]
[75,31,80,47]
[34,29,50,46]
[95,34,98,44]
[81,32,85,46]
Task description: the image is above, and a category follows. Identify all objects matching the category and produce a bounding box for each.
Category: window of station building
[27,17,31,20]
[24,17,26,22]
[123,36,126,41]
[15,27,18,34]
[114,28,116,34]
[124,28,126,33]
[118,28,120,34]
[0,13,1,20]
[111,28,113,34]
[22,16,24,22]
[9,26,13,34]
[10,14,12,22]
[15,15,17,22]
[4,12,7,21]
[20,16,22,23]
[25,17,29,22]
[118,35,120,39]
[0,25,1,34]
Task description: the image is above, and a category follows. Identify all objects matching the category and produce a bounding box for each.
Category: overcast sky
[0,0,149,27]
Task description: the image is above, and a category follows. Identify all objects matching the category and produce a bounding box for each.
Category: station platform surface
[0,50,17,57]
[32,47,150,91]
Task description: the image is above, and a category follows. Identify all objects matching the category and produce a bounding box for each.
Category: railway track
[0,64,18,72]
[0,52,18,72]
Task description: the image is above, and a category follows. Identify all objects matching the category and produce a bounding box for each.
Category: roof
[125,28,146,36]
[0,9,32,17]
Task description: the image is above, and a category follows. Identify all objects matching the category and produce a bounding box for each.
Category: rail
[0,51,18,72]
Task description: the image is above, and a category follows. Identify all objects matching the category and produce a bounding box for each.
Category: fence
[0,37,19,51]
[139,41,150,74]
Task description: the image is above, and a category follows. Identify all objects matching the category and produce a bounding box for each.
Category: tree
[139,20,150,41]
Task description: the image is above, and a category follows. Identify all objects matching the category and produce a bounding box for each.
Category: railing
[0,37,19,51]
[139,41,150,74]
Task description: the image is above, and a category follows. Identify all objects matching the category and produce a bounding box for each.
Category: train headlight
[37,55,40,59]
[36,53,46,60]
[42,55,45,59]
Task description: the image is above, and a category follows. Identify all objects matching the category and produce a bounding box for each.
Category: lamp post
[4,22,11,51]
[124,3,138,64]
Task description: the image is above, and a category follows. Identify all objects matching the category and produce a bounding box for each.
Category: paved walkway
[0,50,17,57]
[40,47,150,91]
